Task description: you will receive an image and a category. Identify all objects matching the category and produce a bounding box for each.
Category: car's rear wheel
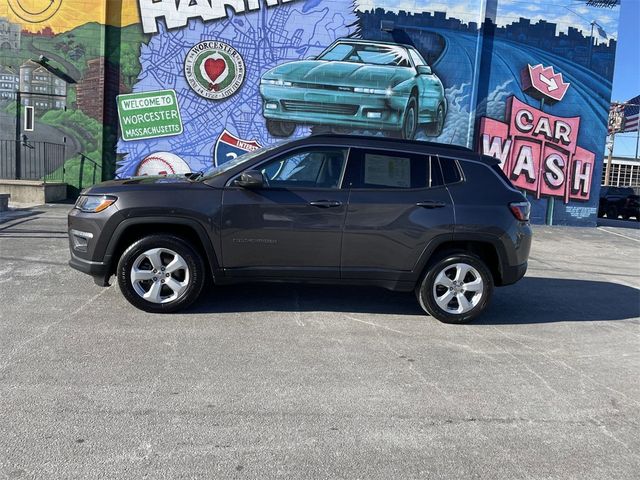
[117,235,205,313]
[426,102,445,136]
[606,205,618,219]
[266,119,296,137]
[416,253,493,324]
[401,96,418,140]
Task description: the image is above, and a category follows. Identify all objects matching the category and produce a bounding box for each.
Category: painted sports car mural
[259,39,447,140]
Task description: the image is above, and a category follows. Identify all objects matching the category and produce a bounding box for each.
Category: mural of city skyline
[358,8,617,79]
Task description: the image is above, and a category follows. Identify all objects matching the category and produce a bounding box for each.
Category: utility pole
[14,90,21,179]
[604,102,625,187]
[604,132,615,186]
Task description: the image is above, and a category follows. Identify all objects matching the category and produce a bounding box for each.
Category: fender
[103,216,221,280]
[411,232,509,283]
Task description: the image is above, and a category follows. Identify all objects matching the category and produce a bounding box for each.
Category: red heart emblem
[204,57,226,84]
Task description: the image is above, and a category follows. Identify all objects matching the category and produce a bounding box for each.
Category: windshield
[318,42,410,67]
[201,141,285,179]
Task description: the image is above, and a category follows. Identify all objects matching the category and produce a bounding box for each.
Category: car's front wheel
[117,235,205,313]
[401,96,418,140]
[416,253,493,324]
[266,119,296,137]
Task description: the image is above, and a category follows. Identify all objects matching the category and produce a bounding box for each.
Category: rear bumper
[69,252,111,286]
[500,261,528,286]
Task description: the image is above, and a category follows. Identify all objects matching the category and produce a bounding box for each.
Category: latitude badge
[184,41,245,100]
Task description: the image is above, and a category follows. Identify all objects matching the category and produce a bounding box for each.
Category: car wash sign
[479,96,595,202]
[521,64,569,104]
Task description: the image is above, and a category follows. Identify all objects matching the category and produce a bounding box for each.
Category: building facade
[0,17,20,51]
[602,157,640,187]
[19,60,67,111]
[0,0,623,226]
[0,65,18,100]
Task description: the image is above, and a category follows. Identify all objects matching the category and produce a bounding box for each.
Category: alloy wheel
[432,262,484,314]
[130,248,190,304]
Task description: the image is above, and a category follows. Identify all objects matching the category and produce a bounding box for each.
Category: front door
[341,148,455,279]
[221,146,349,279]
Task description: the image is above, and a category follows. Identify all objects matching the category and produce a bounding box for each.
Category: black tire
[425,102,445,136]
[401,96,418,140]
[416,253,494,324]
[117,234,205,313]
[606,205,618,219]
[266,119,296,137]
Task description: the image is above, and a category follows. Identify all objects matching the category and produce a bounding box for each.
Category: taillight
[509,201,530,221]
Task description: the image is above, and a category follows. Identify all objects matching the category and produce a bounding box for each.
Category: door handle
[309,200,343,208]
[416,200,446,209]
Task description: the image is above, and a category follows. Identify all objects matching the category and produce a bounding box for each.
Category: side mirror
[417,65,432,75]
[234,170,265,189]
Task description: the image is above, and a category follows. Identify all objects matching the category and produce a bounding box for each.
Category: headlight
[75,195,117,213]
[354,87,389,95]
[261,79,292,87]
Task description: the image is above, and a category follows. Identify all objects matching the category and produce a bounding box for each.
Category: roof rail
[306,133,474,152]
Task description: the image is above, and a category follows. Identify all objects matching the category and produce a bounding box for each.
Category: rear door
[341,148,455,279]
[220,146,349,279]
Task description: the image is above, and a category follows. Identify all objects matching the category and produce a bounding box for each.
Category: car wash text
[479,96,595,202]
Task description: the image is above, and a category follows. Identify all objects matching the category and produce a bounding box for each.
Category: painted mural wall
[0,0,621,225]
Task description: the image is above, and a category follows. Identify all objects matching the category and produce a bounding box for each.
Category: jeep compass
[68,135,531,323]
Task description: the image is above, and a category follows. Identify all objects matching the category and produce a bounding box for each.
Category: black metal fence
[0,139,66,182]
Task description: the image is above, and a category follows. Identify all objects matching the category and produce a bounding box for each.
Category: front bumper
[68,207,116,286]
[69,252,111,286]
[260,84,409,130]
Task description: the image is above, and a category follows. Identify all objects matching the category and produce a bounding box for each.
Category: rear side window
[344,149,441,189]
[438,157,463,184]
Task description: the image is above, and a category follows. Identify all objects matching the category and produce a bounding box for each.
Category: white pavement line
[343,315,410,336]
[345,314,469,416]
[597,227,640,243]
[490,325,640,408]
[0,287,111,373]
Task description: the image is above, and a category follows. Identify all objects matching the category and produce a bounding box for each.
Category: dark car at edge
[68,135,532,324]
[598,186,640,221]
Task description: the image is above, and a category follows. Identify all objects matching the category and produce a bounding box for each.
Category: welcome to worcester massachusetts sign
[479,96,595,203]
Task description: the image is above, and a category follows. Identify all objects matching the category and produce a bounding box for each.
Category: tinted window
[438,157,462,184]
[258,148,348,189]
[345,149,443,189]
[430,157,444,187]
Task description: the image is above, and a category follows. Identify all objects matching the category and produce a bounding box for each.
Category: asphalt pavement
[1,205,639,479]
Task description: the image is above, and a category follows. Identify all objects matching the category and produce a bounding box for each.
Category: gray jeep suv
[68,135,531,323]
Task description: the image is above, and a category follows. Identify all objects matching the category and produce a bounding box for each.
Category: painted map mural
[0,0,621,225]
